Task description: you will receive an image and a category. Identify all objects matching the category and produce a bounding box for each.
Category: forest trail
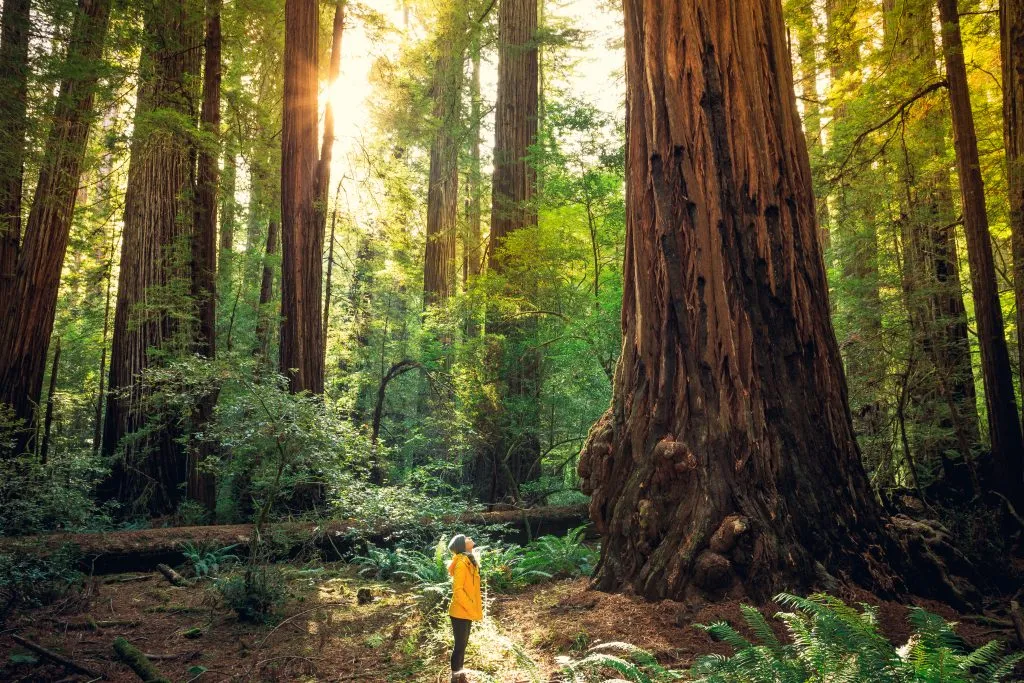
[0,565,1009,682]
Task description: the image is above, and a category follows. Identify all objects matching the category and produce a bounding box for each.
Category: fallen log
[0,505,588,575]
[10,634,105,680]
[113,636,171,683]
[155,563,188,587]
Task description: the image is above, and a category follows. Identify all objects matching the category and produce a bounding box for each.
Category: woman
[447,533,482,679]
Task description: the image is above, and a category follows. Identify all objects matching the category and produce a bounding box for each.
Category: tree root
[889,514,981,610]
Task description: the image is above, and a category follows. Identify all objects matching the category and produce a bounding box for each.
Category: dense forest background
[0,0,1022,596]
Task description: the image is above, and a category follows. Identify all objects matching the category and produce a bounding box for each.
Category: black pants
[450,617,472,672]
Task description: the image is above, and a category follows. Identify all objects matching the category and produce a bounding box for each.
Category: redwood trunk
[1003,0,1024,429]
[101,0,202,515]
[477,0,540,503]
[0,0,29,286]
[423,8,468,308]
[279,0,323,394]
[579,0,898,602]
[938,0,1024,504]
[0,0,113,453]
[187,0,221,511]
[315,2,344,233]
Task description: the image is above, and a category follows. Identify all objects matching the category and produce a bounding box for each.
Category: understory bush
[0,544,83,611]
[181,541,239,579]
[215,564,287,623]
[557,593,1023,683]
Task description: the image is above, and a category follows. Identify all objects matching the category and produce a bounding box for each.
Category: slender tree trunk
[279,0,323,394]
[0,0,113,455]
[218,135,237,291]
[94,224,116,455]
[465,35,484,336]
[888,0,979,478]
[580,0,901,602]
[423,7,469,307]
[316,2,344,233]
[256,219,279,360]
[323,202,337,351]
[101,0,202,515]
[937,0,1024,505]
[0,0,30,287]
[476,0,540,503]
[187,0,221,511]
[40,338,60,465]
[1003,0,1024,429]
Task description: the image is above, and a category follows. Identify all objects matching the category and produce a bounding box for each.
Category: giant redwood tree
[0,0,30,285]
[102,0,202,514]
[279,0,323,394]
[579,0,902,601]
[0,0,112,453]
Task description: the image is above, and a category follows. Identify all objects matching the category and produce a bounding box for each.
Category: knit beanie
[448,534,467,555]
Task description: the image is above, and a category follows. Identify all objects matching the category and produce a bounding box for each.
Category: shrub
[351,545,407,580]
[215,565,286,623]
[180,541,239,580]
[0,544,83,611]
[520,525,597,578]
[396,538,455,615]
[479,543,552,592]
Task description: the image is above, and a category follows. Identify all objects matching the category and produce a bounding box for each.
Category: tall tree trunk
[316,2,344,233]
[218,134,236,289]
[0,0,113,455]
[279,0,323,394]
[825,0,884,436]
[40,338,60,465]
[579,0,900,602]
[1003,0,1024,430]
[938,0,1024,505]
[0,0,30,287]
[477,0,540,503]
[464,34,484,336]
[187,0,221,511]
[101,0,202,515]
[889,0,979,479]
[423,7,469,307]
[256,219,279,360]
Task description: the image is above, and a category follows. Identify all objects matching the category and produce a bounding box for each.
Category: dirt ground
[0,563,1017,682]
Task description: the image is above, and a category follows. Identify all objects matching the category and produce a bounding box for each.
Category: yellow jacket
[448,553,483,621]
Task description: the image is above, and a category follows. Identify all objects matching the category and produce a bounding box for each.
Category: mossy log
[0,505,588,575]
[112,637,171,683]
[10,634,104,680]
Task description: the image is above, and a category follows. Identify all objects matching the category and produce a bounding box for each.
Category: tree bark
[101,0,202,515]
[938,0,1024,505]
[477,0,541,504]
[187,0,221,511]
[0,0,30,287]
[279,0,323,394]
[1003,0,1024,430]
[423,6,469,308]
[0,0,113,455]
[579,0,901,602]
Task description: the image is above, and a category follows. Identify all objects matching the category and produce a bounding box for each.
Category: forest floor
[0,561,1014,683]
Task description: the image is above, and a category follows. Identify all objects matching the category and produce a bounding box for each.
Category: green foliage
[558,642,684,683]
[351,545,407,580]
[519,526,597,579]
[688,593,1023,683]
[180,542,239,580]
[215,565,286,624]
[0,543,83,609]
